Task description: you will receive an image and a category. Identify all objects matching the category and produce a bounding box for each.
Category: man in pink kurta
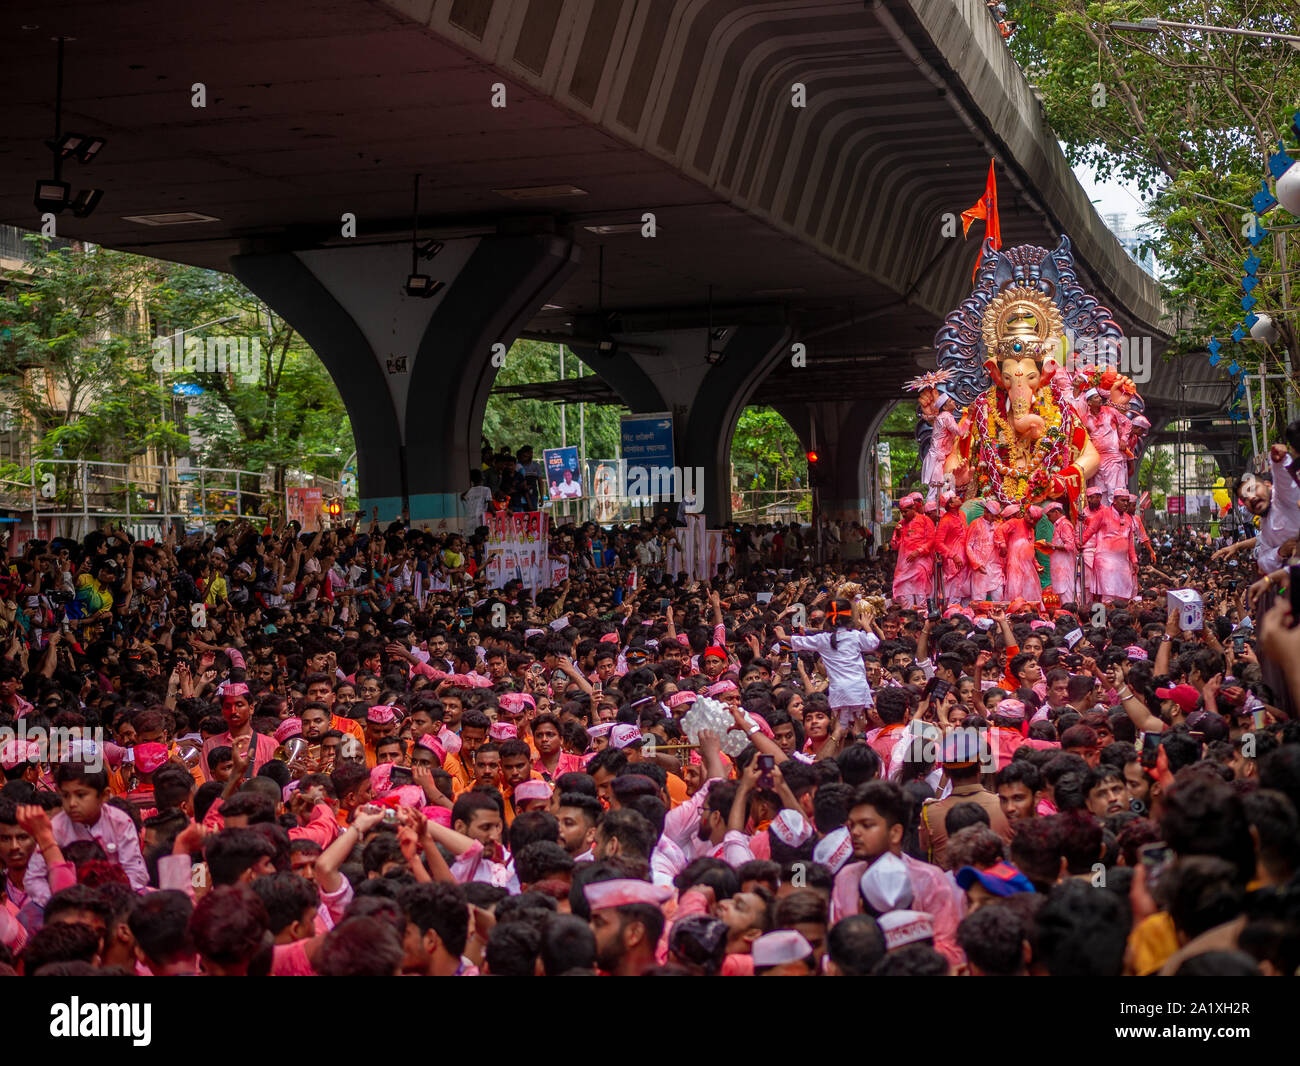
[891,495,936,606]
[1044,501,1078,598]
[965,499,1003,601]
[998,503,1041,605]
[1083,390,1131,504]
[1080,488,1104,598]
[1083,496,1135,602]
[934,494,969,603]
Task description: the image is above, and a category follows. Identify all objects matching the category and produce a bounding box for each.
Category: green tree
[881,404,921,494]
[481,341,624,461]
[730,406,809,515]
[1008,0,1299,404]
[150,264,353,493]
[0,235,184,459]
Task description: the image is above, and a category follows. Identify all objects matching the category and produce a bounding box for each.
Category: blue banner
[620,413,675,497]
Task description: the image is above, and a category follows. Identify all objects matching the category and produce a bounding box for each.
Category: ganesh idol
[925,238,1151,515]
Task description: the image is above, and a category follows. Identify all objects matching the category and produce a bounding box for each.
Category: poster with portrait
[544,447,583,500]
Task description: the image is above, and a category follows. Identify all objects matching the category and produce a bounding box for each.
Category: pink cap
[610,724,646,750]
[1029,619,1055,631]
[369,763,393,796]
[1028,505,1043,521]
[416,733,446,763]
[0,739,40,772]
[226,648,246,670]
[437,726,462,756]
[273,718,302,745]
[667,691,698,710]
[993,699,1026,721]
[489,722,518,741]
[1045,501,1064,513]
[599,632,620,644]
[583,878,673,911]
[366,704,397,724]
[1126,645,1149,661]
[587,723,615,739]
[134,742,169,774]
[514,780,552,803]
[498,692,535,716]
[981,499,1001,517]
[423,805,453,828]
[705,679,738,697]
[1001,502,1021,517]
[221,682,250,703]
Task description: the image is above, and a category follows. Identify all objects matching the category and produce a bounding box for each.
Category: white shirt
[554,479,582,498]
[1256,456,1300,574]
[789,629,881,709]
[464,485,492,521]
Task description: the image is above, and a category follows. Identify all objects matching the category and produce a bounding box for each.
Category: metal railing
[4,458,274,542]
[731,489,813,522]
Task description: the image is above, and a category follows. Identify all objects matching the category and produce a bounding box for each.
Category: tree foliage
[1008,0,1300,401]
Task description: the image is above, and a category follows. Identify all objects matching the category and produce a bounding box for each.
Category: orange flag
[961,160,1002,282]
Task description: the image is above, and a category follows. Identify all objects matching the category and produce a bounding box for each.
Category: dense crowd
[0,428,1296,979]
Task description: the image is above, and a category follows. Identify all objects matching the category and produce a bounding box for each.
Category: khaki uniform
[919,781,1012,870]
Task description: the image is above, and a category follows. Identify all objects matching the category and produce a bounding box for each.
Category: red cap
[1155,684,1200,715]
[701,646,728,662]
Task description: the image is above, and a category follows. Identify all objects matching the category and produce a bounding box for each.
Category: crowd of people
[0,421,1295,979]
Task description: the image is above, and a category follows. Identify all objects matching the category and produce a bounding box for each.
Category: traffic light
[325,500,342,516]
[806,450,820,487]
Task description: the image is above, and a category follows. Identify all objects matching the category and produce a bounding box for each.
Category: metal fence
[2,458,274,545]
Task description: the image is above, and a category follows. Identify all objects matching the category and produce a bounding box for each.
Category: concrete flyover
[0,0,1225,522]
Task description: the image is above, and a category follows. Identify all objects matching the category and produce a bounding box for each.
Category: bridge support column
[573,321,792,525]
[774,398,896,527]
[231,234,579,524]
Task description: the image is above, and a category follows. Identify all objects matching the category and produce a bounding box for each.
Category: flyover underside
[0,0,1201,523]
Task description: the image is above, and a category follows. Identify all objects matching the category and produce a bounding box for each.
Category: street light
[1108,18,1300,45]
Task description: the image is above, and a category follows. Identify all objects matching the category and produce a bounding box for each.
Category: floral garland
[967,385,1073,506]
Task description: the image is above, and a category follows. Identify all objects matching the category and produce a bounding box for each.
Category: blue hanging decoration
[1242,275,1259,293]
[1229,360,1241,376]
[1268,141,1296,180]
[1244,254,1261,275]
[1207,337,1221,358]
[1249,223,1270,247]
[1292,110,1300,140]
[1208,353,1221,367]
[1232,325,1247,343]
[1252,182,1278,215]
[1245,312,1260,328]
[1242,294,1258,311]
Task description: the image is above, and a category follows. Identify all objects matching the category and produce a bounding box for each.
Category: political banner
[544,447,583,500]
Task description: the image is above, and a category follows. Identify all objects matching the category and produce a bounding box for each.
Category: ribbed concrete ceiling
[0,0,1171,384]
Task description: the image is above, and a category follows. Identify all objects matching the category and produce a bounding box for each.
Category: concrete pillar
[231,234,579,523]
[572,321,793,524]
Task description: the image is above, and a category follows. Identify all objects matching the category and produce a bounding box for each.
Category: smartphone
[1233,635,1246,654]
[1140,732,1161,769]
[757,754,775,790]
[658,598,670,613]
[1138,841,1173,890]
[931,679,952,702]
[388,766,414,788]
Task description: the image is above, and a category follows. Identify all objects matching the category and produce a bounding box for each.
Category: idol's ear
[984,358,1005,389]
